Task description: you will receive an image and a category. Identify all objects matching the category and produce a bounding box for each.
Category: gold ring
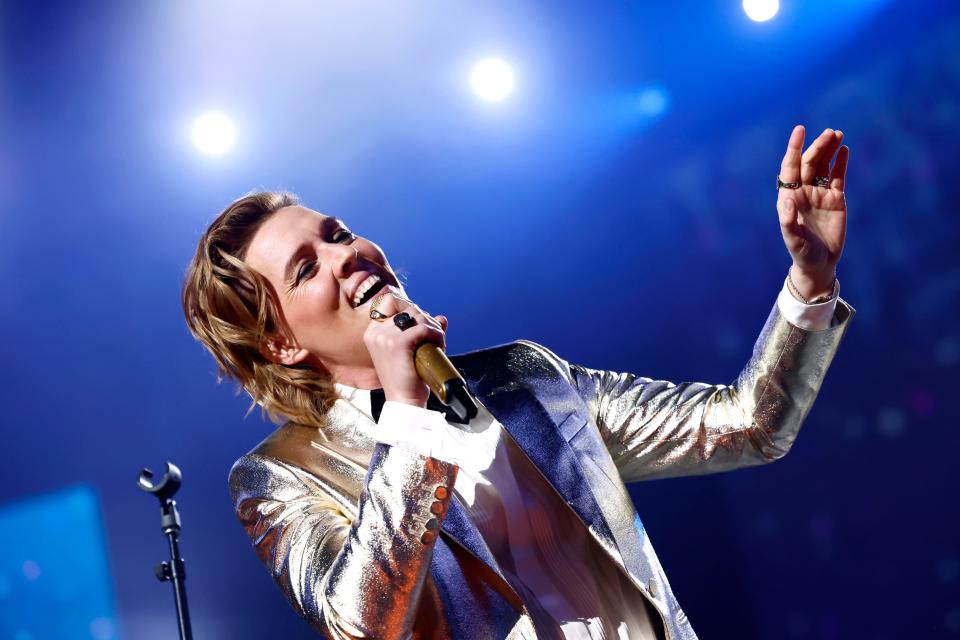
[369,291,391,321]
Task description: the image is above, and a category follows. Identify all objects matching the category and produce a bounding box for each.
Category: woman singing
[181,125,854,639]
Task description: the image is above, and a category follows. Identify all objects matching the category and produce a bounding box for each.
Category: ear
[262,334,310,366]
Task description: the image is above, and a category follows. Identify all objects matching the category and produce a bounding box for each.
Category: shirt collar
[335,381,468,425]
[334,381,375,421]
[336,382,392,424]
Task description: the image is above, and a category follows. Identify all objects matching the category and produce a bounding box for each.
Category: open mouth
[353,275,389,308]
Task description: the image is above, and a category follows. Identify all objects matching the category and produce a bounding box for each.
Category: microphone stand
[138,462,194,640]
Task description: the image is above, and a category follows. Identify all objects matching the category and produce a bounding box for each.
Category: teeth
[352,274,382,307]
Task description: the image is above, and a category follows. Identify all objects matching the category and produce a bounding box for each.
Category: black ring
[393,312,416,331]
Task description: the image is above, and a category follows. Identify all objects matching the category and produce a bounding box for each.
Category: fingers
[368,287,422,322]
[391,320,446,351]
[372,290,441,328]
[779,124,805,184]
[830,144,849,191]
[367,287,446,348]
[365,310,446,351]
[814,130,843,180]
[801,128,838,183]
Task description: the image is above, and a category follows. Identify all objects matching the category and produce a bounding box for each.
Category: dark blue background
[1,1,957,638]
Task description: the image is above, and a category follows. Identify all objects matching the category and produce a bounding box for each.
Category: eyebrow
[282,216,341,285]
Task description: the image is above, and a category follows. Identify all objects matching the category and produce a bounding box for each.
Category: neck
[323,361,382,390]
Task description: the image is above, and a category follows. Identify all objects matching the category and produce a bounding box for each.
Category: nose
[325,243,360,279]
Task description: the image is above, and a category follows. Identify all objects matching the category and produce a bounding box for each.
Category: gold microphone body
[413,342,478,423]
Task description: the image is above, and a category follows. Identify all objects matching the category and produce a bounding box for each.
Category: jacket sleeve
[229,443,458,639]
[562,295,855,483]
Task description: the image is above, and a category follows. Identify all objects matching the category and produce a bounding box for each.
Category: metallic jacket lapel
[439,492,505,579]
[451,345,626,568]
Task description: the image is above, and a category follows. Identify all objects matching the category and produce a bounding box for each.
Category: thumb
[779,196,798,228]
[779,197,804,252]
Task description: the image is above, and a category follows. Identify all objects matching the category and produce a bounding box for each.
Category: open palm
[777,126,849,278]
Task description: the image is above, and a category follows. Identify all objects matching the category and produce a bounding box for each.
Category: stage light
[743,0,779,22]
[191,111,236,156]
[470,58,515,102]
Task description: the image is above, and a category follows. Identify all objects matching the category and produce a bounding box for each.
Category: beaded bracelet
[787,267,838,305]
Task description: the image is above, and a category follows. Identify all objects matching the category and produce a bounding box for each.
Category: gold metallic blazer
[229,297,855,639]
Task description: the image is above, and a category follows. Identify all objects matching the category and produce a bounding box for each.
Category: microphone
[413,342,478,423]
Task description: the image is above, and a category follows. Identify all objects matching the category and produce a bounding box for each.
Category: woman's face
[243,205,404,375]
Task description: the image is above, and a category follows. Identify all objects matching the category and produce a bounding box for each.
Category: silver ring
[777,175,801,190]
[813,176,831,187]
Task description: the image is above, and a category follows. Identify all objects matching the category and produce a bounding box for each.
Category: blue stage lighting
[191,111,236,156]
[470,58,515,102]
[743,0,779,22]
[0,487,119,638]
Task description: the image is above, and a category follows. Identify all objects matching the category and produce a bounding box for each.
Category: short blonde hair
[181,191,337,430]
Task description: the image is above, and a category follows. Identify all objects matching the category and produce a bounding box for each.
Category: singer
[181,125,854,639]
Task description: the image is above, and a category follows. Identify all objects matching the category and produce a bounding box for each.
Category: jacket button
[425,517,439,531]
[434,486,449,500]
[420,531,436,544]
[430,501,445,515]
[648,580,657,598]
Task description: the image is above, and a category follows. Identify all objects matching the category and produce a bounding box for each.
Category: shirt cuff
[374,401,497,473]
[776,275,840,331]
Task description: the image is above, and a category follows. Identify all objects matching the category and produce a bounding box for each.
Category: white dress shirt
[335,277,839,639]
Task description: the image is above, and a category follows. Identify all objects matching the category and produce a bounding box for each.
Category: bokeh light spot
[876,407,906,438]
[935,336,959,366]
[908,389,937,417]
[936,556,960,584]
[21,560,41,581]
[637,85,670,118]
[90,617,116,640]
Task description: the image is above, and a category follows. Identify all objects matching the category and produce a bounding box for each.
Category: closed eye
[294,229,356,284]
[295,260,317,284]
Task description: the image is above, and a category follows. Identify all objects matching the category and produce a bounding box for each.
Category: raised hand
[777,125,849,300]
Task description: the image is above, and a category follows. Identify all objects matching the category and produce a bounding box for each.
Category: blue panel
[0,487,120,640]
